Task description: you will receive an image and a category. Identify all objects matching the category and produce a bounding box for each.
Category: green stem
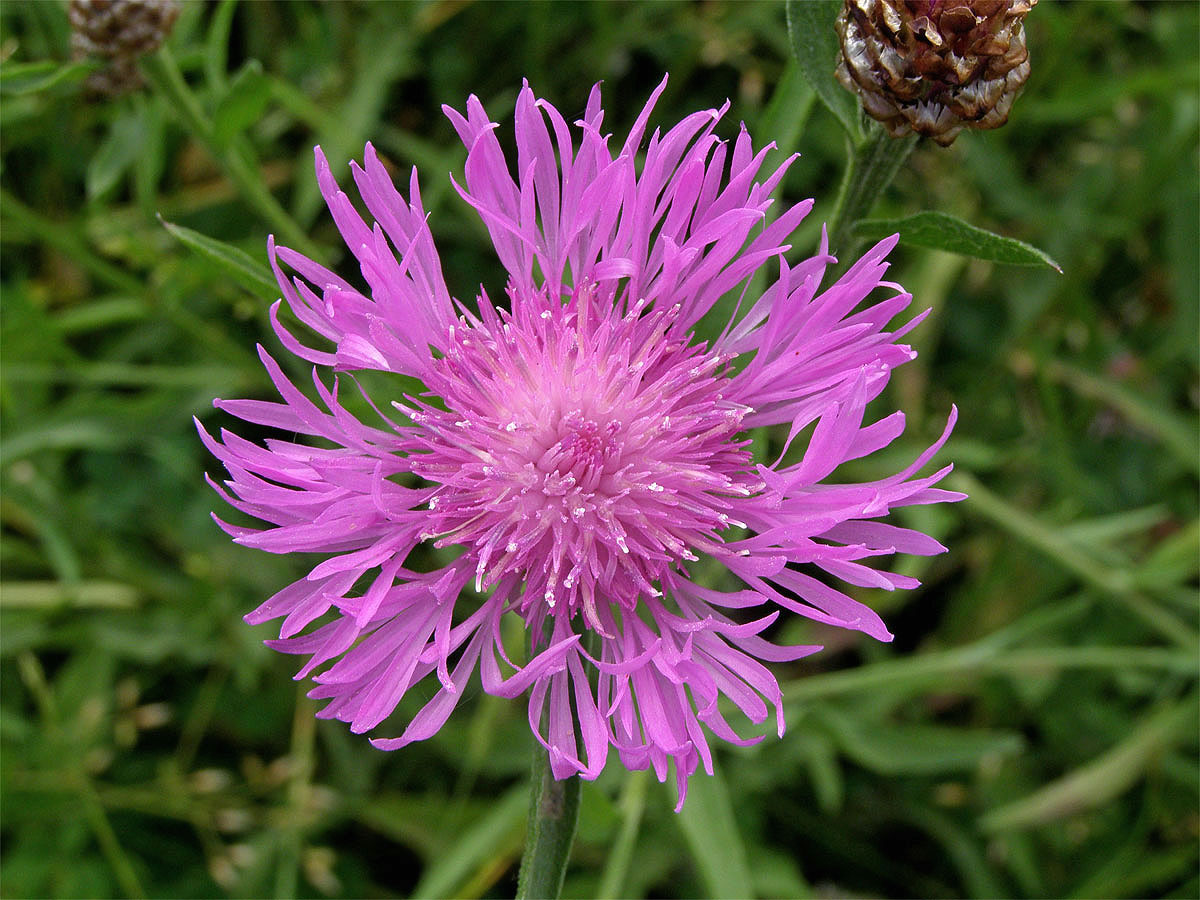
[515,724,582,899]
[140,47,322,260]
[516,626,585,899]
[828,124,918,258]
[274,686,317,899]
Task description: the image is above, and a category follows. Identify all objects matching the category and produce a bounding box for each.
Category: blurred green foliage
[1,1,1197,898]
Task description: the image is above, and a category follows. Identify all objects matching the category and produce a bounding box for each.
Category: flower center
[538,412,620,495]
[403,284,755,630]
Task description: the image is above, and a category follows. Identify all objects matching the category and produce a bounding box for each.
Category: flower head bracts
[199,76,962,808]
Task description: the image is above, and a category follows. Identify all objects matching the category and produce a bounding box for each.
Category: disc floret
[403,281,756,634]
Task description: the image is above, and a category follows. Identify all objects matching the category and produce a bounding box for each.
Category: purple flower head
[199,76,963,808]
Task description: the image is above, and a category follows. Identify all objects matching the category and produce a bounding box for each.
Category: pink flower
[198,76,962,808]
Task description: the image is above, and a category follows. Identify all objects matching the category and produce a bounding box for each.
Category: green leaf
[673,761,755,899]
[212,60,272,147]
[0,581,140,610]
[785,0,861,140]
[854,211,1063,271]
[158,217,279,302]
[981,698,1198,830]
[52,297,150,335]
[0,420,126,466]
[1044,359,1199,475]
[412,785,526,899]
[596,768,650,900]
[0,59,97,96]
[86,112,148,201]
[1136,519,1200,591]
[818,708,1025,776]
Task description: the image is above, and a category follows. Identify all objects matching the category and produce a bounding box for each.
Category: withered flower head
[836,0,1036,146]
[69,0,180,96]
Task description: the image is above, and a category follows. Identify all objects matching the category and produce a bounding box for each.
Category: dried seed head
[69,0,180,95]
[836,0,1037,145]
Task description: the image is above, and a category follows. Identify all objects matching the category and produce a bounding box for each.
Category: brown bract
[836,0,1036,146]
[68,0,180,96]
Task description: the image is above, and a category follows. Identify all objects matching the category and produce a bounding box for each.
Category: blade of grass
[51,297,150,334]
[0,188,143,295]
[3,362,251,389]
[782,645,1198,702]
[950,470,1197,649]
[273,686,317,900]
[413,785,527,899]
[1045,359,1198,474]
[596,767,650,900]
[981,697,1198,831]
[672,760,754,900]
[0,580,140,609]
[17,653,147,898]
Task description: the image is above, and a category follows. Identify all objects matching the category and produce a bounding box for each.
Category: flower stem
[515,733,582,899]
[828,124,919,259]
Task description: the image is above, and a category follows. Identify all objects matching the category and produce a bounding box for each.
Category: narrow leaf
[673,762,755,899]
[981,698,1197,830]
[0,59,97,95]
[819,708,1025,776]
[0,420,126,466]
[87,111,147,200]
[1045,359,1199,474]
[212,60,272,147]
[158,216,279,302]
[0,581,140,609]
[412,786,526,899]
[786,0,861,140]
[854,211,1063,271]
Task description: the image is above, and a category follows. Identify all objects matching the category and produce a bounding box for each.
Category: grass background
[1,1,1197,898]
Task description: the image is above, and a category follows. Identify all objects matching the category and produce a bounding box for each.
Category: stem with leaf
[140,46,322,260]
[828,124,918,259]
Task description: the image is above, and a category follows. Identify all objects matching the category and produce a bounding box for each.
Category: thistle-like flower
[199,78,961,806]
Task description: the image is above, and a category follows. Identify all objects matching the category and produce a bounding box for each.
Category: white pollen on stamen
[540,310,552,319]
[648,483,664,492]
[505,422,518,432]
[544,591,556,607]
[572,507,586,518]
[506,542,518,552]
[455,420,470,428]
